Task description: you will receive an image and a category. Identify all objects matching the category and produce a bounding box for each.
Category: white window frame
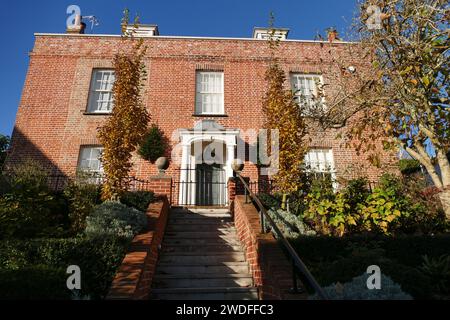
[77,146,104,175]
[290,73,325,113]
[195,71,225,115]
[87,69,115,113]
[304,148,337,189]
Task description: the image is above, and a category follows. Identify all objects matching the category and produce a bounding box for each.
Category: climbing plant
[262,14,308,209]
[98,10,150,200]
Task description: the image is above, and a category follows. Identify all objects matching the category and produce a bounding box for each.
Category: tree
[262,17,308,209]
[0,134,10,168]
[311,0,450,218]
[138,125,168,163]
[98,10,150,200]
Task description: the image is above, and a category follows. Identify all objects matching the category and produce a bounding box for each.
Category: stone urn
[155,157,169,173]
[231,159,244,173]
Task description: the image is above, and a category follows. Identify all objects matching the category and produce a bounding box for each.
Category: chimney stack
[67,14,86,34]
[252,27,289,40]
[123,24,159,37]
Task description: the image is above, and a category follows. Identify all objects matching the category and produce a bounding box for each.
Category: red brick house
[6,24,396,206]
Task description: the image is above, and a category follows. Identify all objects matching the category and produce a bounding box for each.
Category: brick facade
[6,32,397,185]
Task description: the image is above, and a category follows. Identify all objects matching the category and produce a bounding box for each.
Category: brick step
[159,253,246,264]
[156,262,250,275]
[168,218,233,225]
[152,274,253,289]
[170,213,232,219]
[166,224,236,232]
[163,237,242,246]
[163,231,237,238]
[161,251,244,256]
[161,244,243,253]
[171,208,230,215]
[151,287,258,300]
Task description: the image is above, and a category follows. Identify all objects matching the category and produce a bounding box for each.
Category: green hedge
[0,236,128,299]
[0,266,70,300]
[120,191,155,212]
[290,235,450,299]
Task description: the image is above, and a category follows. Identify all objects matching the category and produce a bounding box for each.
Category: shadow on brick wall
[3,127,64,176]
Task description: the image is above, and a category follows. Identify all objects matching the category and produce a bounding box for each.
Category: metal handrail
[236,173,328,300]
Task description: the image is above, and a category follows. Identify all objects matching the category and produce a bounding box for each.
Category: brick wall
[7,34,398,184]
[107,196,170,300]
[232,195,306,300]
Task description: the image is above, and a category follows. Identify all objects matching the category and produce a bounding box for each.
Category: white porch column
[226,143,236,180]
[179,143,190,205]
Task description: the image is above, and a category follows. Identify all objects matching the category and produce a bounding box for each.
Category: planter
[155,157,169,173]
[231,159,244,173]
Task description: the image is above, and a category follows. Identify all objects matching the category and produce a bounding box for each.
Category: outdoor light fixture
[347,66,357,73]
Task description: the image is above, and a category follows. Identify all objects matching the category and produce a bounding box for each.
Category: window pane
[196,72,224,114]
[78,146,104,173]
[88,70,115,113]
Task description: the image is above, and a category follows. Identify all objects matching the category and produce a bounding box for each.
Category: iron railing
[171,168,228,207]
[236,173,328,300]
[43,174,154,192]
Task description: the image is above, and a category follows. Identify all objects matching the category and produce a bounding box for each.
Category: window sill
[83,112,112,116]
[192,114,228,118]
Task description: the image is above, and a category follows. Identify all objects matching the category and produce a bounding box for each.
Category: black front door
[195,163,226,206]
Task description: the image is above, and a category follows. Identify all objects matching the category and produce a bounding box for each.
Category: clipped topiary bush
[138,125,168,163]
[85,201,147,239]
[120,190,155,212]
[310,273,413,300]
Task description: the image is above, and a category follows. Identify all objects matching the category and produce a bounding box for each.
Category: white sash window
[195,72,224,115]
[78,146,104,174]
[87,70,115,113]
[291,74,323,113]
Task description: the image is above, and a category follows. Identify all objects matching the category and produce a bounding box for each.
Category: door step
[156,262,250,275]
[152,274,254,288]
[151,287,259,300]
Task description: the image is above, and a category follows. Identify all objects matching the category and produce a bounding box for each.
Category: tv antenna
[82,15,100,32]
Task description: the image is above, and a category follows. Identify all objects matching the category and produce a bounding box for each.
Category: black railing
[44,174,154,192]
[236,173,328,300]
[171,168,228,207]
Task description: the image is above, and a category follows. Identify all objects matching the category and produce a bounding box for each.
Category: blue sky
[0,0,357,136]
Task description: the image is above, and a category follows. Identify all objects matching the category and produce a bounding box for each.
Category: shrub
[291,235,450,299]
[0,134,10,168]
[0,161,66,239]
[0,236,128,299]
[138,125,168,163]
[0,266,70,300]
[120,190,155,212]
[418,255,450,297]
[85,201,147,239]
[63,174,102,234]
[311,273,412,300]
[268,208,316,237]
[398,159,422,175]
[358,174,419,234]
[304,191,357,237]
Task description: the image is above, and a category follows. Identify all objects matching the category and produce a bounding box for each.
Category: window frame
[303,148,337,189]
[77,145,104,175]
[86,69,116,114]
[290,73,325,114]
[195,71,225,115]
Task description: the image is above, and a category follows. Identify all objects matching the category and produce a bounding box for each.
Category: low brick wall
[232,195,306,300]
[107,196,170,300]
